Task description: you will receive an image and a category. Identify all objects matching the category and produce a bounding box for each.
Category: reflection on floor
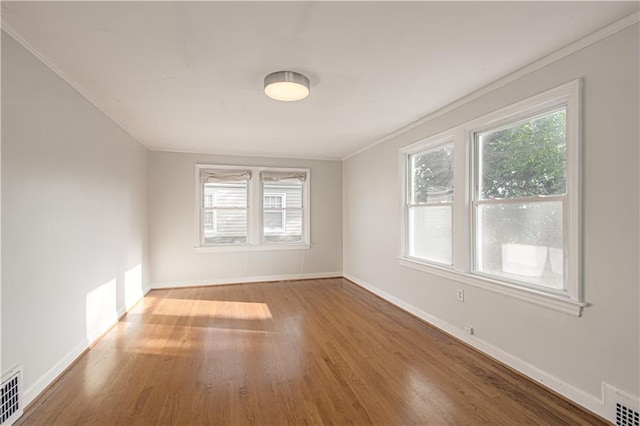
[18,278,605,425]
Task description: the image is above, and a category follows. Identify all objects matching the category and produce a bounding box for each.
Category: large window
[196,165,310,252]
[200,169,249,245]
[400,80,583,315]
[261,171,306,244]
[474,108,566,290]
[406,141,454,265]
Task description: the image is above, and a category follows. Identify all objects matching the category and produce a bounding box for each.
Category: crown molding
[1,19,151,151]
[342,11,640,161]
[2,9,637,161]
[150,146,342,162]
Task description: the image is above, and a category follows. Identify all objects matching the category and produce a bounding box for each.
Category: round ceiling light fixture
[264,71,310,102]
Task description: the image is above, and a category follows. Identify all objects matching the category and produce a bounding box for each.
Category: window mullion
[453,127,467,273]
[250,172,261,245]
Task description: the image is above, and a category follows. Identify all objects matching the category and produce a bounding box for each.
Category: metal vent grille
[617,403,640,426]
[0,368,21,425]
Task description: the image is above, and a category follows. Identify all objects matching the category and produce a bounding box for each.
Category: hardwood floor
[18,278,605,425]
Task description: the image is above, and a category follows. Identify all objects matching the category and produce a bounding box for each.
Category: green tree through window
[480,109,566,200]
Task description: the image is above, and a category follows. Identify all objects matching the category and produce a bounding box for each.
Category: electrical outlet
[456,289,464,302]
[464,325,474,335]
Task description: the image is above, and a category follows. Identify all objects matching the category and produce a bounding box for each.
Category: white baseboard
[21,277,311,407]
[20,274,637,425]
[343,273,634,423]
[21,285,149,410]
[150,271,342,289]
[22,339,87,408]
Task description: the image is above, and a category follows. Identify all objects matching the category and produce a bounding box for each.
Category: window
[406,141,454,265]
[199,169,249,245]
[474,108,566,290]
[195,165,310,252]
[261,171,306,244]
[400,80,583,315]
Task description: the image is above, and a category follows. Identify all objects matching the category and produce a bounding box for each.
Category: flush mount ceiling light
[264,71,310,102]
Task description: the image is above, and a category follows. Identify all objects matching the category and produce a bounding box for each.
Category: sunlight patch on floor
[152,299,273,321]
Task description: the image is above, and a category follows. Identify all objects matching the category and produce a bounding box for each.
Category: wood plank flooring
[18,278,605,425]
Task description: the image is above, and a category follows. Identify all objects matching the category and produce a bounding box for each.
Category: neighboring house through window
[199,169,249,245]
[261,170,307,244]
[195,165,310,252]
[263,194,286,232]
[203,192,217,235]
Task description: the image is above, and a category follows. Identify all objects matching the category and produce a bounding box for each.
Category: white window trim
[399,80,585,316]
[401,135,456,268]
[194,164,311,252]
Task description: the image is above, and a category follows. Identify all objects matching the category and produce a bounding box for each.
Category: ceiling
[2,2,638,160]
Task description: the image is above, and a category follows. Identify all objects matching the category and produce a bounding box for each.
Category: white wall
[343,24,639,418]
[1,33,149,405]
[2,9,636,422]
[149,152,342,287]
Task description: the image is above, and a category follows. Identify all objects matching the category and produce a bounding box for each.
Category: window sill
[398,257,586,316]
[195,243,311,253]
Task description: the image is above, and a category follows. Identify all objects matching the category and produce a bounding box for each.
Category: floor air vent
[617,402,640,426]
[0,366,22,426]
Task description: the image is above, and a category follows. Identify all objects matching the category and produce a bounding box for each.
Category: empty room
[1,1,639,425]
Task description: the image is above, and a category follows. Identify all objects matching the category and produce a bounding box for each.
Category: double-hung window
[261,171,307,244]
[196,165,310,251]
[199,169,250,245]
[473,108,567,291]
[406,140,454,265]
[400,80,583,315]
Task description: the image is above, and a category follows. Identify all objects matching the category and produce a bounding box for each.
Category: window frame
[471,106,569,295]
[403,136,455,267]
[399,80,584,316]
[194,164,311,252]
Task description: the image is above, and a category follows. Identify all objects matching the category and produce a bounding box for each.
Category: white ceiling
[2,2,638,160]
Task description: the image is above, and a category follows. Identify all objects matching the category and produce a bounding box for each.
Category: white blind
[260,171,307,183]
[201,169,251,183]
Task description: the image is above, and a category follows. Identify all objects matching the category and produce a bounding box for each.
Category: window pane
[264,211,284,230]
[204,182,247,208]
[204,210,215,228]
[476,201,563,289]
[410,143,454,204]
[204,209,247,245]
[264,182,302,208]
[264,210,302,243]
[478,109,566,200]
[408,205,452,265]
[263,180,304,244]
[264,195,283,209]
